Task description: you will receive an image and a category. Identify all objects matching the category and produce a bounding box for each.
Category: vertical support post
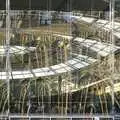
[29,0,31,28]
[109,0,115,116]
[6,0,11,116]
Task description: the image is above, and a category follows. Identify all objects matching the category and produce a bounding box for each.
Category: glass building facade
[0,0,120,119]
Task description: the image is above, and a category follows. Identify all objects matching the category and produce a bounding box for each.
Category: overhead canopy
[0,0,109,11]
[0,46,36,56]
[55,34,120,57]
[0,54,96,80]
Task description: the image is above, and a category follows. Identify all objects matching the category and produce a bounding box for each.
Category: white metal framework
[0,0,118,119]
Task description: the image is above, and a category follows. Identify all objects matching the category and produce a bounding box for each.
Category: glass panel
[0,0,6,10]
[0,11,8,115]
[0,0,119,118]
[10,118,29,120]
[114,0,120,115]
[31,118,50,120]
[72,117,93,120]
[51,119,70,120]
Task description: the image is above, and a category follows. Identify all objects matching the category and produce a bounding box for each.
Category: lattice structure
[0,0,119,119]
